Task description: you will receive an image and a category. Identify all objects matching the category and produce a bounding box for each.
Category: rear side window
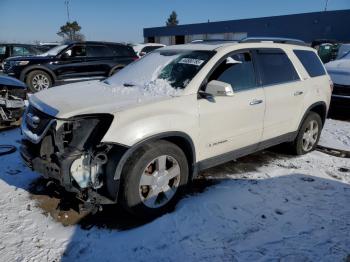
[109,45,136,57]
[293,50,326,77]
[256,49,299,86]
[86,45,112,57]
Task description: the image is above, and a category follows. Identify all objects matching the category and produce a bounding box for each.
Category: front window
[208,52,257,92]
[105,50,214,89]
[38,45,68,56]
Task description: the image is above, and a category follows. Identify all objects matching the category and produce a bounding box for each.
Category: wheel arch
[20,65,56,84]
[111,131,197,181]
[108,64,124,76]
[298,101,328,133]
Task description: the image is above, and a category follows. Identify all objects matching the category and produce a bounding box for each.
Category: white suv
[21,38,332,217]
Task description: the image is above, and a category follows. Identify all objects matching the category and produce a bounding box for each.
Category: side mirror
[205,80,234,97]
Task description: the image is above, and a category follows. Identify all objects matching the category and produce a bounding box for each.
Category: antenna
[324,0,329,11]
[64,0,71,22]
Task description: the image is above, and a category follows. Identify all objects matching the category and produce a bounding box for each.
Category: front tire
[292,112,322,155]
[26,70,52,92]
[119,140,189,218]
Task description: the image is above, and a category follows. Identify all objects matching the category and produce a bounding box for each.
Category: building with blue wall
[143,10,350,45]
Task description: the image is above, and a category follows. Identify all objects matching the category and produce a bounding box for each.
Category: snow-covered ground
[0,119,349,262]
[319,119,350,152]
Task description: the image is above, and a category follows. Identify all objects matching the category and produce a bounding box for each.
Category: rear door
[255,48,305,141]
[85,44,113,76]
[109,44,137,68]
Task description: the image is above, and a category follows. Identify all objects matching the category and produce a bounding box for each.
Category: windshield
[340,51,350,60]
[105,50,214,89]
[38,45,67,56]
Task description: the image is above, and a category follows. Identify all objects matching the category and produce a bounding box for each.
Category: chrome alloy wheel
[139,155,181,208]
[302,120,319,152]
[32,74,50,91]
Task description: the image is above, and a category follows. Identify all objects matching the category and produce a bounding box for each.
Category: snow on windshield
[38,45,67,56]
[104,50,213,95]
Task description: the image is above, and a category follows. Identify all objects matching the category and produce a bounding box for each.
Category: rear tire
[26,70,52,93]
[118,140,189,218]
[291,112,322,155]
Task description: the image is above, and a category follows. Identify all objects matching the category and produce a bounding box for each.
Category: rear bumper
[331,95,350,110]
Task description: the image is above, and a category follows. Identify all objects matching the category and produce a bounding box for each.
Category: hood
[325,59,350,86]
[29,80,180,119]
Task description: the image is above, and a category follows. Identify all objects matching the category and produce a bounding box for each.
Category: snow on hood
[325,58,350,86]
[30,79,183,119]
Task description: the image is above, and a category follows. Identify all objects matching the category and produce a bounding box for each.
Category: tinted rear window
[109,45,136,57]
[256,49,299,86]
[293,50,326,77]
[87,45,112,57]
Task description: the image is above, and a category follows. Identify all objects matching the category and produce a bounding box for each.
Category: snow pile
[0,119,349,261]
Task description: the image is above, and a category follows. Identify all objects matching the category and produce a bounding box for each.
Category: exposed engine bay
[0,76,26,125]
[20,106,125,208]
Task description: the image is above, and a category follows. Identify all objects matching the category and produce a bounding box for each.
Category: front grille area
[333,84,350,96]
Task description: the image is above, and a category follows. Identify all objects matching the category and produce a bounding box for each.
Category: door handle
[249,99,263,106]
[294,91,304,96]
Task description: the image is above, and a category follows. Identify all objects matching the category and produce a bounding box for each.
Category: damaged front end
[20,104,122,206]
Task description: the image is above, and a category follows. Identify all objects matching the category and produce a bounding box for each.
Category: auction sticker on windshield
[178,58,205,66]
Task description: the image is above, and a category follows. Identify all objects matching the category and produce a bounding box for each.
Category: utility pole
[65,0,71,22]
[324,0,329,11]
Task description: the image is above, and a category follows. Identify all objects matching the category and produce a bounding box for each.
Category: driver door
[198,50,265,163]
[54,44,88,79]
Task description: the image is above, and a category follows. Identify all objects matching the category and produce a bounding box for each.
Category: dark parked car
[0,75,27,125]
[325,51,350,111]
[0,43,40,68]
[3,41,138,92]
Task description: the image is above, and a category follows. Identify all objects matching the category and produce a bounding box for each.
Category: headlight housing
[12,61,30,66]
[56,114,114,151]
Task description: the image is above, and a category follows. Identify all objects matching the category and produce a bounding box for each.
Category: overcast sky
[0,0,349,44]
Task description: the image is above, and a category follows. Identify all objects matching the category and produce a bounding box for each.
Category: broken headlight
[57,114,114,151]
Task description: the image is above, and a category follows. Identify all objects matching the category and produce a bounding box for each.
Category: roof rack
[190,39,238,44]
[240,37,307,46]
